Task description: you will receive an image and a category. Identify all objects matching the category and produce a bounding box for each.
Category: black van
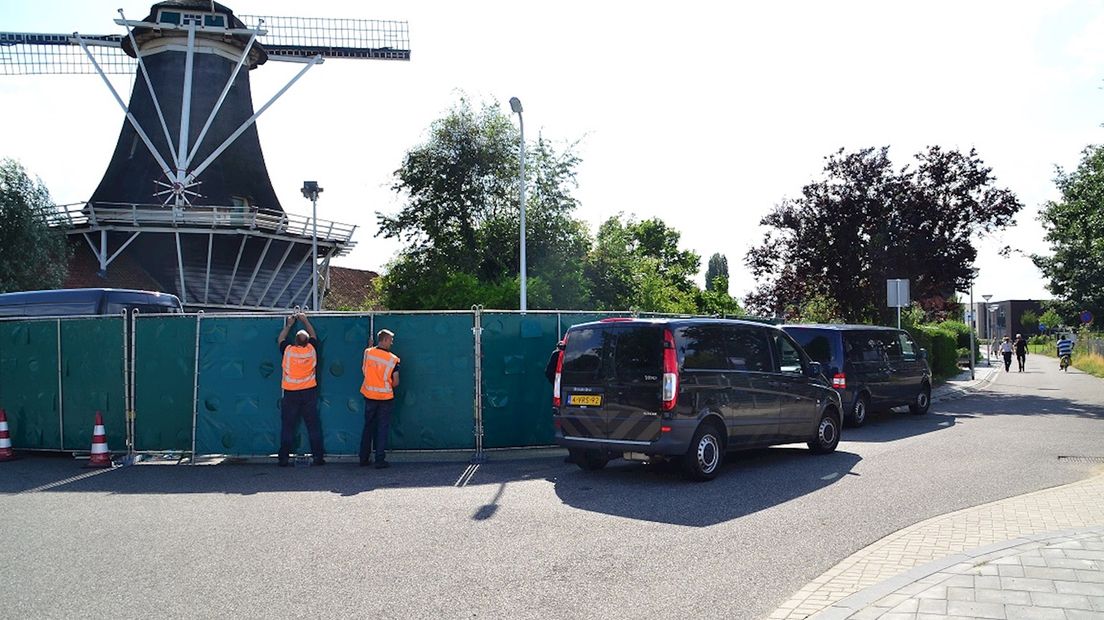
[552,318,843,481]
[0,288,183,317]
[781,325,932,427]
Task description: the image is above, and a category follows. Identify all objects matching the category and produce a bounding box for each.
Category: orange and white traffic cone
[86,411,112,468]
[0,409,14,462]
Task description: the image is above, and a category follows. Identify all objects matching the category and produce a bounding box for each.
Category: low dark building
[972,300,1045,341]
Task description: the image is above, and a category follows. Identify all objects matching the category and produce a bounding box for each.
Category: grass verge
[1072,352,1104,378]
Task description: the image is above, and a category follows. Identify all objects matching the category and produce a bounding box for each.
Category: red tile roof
[324,265,381,310]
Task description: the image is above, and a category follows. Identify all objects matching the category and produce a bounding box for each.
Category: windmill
[0,1,409,310]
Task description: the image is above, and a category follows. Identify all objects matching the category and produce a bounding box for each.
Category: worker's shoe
[374,459,390,469]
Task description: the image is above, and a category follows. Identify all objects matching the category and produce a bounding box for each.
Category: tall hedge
[913,325,959,378]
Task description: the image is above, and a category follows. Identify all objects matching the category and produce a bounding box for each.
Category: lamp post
[509,96,527,313]
[982,294,992,366]
[969,270,978,380]
[301,181,323,311]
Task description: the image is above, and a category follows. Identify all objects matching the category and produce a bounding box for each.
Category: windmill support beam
[117,9,179,168]
[176,24,196,188]
[73,32,174,181]
[203,232,213,304]
[271,250,312,309]
[186,54,324,184]
[224,236,249,305]
[175,231,187,304]
[186,29,259,171]
[81,230,141,272]
[256,241,294,308]
[238,237,272,306]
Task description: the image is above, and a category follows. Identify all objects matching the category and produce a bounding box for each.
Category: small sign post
[886,279,910,329]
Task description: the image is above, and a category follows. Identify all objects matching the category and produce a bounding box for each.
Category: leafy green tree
[796,294,843,323]
[1020,309,1039,336]
[696,276,744,316]
[1038,308,1064,333]
[705,253,729,293]
[0,159,70,292]
[376,98,590,309]
[746,146,1022,322]
[1033,145,1104,321]
[583,214,701,311]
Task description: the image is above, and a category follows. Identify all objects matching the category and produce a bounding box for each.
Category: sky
[2,0,1103,306]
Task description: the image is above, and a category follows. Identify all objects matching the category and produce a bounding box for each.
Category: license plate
[569,394,602,407]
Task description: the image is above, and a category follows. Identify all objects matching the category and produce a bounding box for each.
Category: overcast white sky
[3,1,1103,305]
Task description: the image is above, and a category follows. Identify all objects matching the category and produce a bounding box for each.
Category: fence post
[122,309,134,458]
[56,319,64,451]
[189,311,203,464]
[471,305,485,464]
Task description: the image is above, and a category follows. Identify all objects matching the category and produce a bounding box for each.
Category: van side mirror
[918,349,928,361]
[806,361,822,378]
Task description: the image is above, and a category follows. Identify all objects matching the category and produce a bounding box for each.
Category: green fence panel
[194,316,285,456]
[60,317,126,451]
[373,313,475,450]
[481,313,560,448]
[194,313,476,456]
[134,315,197,452]
[0,320,61,450]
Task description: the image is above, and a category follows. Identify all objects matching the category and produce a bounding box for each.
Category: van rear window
[561,325,662,383]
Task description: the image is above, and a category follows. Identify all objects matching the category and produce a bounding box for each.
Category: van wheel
[571,449,608,471]
[909,383,931,415]
[681,422,725,481]
[848,393,869,427]
[808,408,840,454]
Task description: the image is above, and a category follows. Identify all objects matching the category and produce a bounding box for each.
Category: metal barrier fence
[0,309,661,460]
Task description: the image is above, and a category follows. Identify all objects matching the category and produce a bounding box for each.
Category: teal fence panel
[0,320,61,450]
[479,311,631,448]
[60,317,126,452]
[194,313,476,456]
[481,313,559,448]
[134,315,197,452]
[373,313,475,450]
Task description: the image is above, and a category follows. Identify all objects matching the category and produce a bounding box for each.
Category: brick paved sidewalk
[772,472,1104,619]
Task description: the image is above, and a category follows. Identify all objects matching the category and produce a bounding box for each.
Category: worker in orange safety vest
[360,328,400,469]
[277,312,325,466]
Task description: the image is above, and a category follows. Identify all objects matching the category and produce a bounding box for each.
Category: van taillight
[832,373,846,389]
[552,340,566,407]
[662,329,678,411]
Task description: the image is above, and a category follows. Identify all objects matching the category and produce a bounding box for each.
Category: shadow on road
[550,448,862,527]
[0,454,566,498]
[837,410,962,443]
[943,391,1104,420]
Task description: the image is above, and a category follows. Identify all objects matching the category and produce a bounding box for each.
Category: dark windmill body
[1,1,409,310]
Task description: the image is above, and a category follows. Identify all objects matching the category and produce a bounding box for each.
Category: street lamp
[509,96,527,313]
[968,269,978,380]
[982,294,992,366]
[301,181,323,311]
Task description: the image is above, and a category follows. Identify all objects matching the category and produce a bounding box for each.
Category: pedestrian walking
[999,335,1013,372]
[1013,333,1028,372]
[360,329,400,469]
[276,313,325,466]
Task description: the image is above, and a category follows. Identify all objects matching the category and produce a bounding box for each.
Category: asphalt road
[2,358,1103,619]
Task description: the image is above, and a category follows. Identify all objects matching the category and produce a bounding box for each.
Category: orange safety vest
[282,343,318,391]
[361,347,400,400]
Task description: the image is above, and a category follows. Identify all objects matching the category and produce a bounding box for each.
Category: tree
[1033,145,1104,322]
[376,98,591,309]
[745,146,1022,322]
[705,253,729,293]
[0,159,70,292]
[1038,308,1064,333]
[1020,309,1039,336]
[582,214,701,311]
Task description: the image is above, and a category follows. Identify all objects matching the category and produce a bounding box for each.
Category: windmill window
[158,11,182,25]
[204,15,227,28]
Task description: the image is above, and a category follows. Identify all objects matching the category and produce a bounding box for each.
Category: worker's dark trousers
[279,387,324,462]
[360,399,393,463]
